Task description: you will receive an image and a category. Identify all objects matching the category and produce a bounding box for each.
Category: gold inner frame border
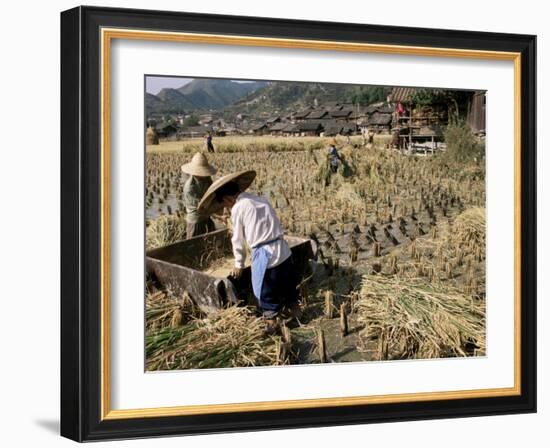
[100,27,522,420]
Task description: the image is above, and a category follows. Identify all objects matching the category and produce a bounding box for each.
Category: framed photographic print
[60,6,537,442]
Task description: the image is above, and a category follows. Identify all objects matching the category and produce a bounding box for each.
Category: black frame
[61,6,537,442]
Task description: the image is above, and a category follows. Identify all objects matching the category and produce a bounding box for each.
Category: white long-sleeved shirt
[230,192,291,269]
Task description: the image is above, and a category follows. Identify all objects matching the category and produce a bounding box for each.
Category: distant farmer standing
[198,170,300,334]
[181,152,217,239]
[205,132,215,153]
[328,139,341,174]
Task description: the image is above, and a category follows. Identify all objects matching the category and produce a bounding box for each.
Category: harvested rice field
[145,135,486,370]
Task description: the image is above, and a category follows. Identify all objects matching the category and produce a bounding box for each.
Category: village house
[269,122,289,136]
[281,123,300,137]
[322,121,344,137]
[178,125,210,138]
[155,122,178,138]
[305,109,329,120]
[292,107,313,122]
[252,122,270,135]
[297,120,324,136]
[366,113,392,133]
[330,107,353,121]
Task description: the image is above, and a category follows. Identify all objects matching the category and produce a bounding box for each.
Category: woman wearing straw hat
[198,170,300,334]
[181,152,218,239]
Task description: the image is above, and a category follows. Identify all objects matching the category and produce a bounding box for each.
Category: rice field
[146,135,379,154]
[145,134,486,370]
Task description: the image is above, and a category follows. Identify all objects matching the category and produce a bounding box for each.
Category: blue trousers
[257,256,298,318]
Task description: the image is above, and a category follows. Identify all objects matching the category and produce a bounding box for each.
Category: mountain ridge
[145,79,267,114]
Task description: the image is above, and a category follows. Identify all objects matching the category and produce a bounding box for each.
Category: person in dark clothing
[205,132,215,153]
[180,152,217,238]
[328,140,341,174]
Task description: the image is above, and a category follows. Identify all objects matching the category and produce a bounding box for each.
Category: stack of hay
[146,214,187,250]
[146,306,279,370]
[449,206,485,250]
[356,275,486,360]
[146,289,198,333]
[146,126,159,145]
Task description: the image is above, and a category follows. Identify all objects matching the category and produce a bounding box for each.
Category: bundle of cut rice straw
[356,275,486,360]
[145,289,198,333]
[449,207,485,250]
[146,214,187,250]
[146,306,279,370]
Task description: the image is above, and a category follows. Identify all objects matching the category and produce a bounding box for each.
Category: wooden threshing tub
[146,229,317,313]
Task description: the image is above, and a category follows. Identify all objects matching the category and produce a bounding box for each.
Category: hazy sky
[145,76,254,95]
[145,76,192,94]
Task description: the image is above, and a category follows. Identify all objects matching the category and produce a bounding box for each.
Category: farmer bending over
[198,170,300,334]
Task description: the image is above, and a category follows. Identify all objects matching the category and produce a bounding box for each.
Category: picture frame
[60,5,537,442]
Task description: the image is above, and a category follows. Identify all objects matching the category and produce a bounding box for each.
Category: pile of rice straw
[146,306,279,370]
[449,207,485,250]
[356,275,486,360]
[145,289,198,333]
[146,214,187,250]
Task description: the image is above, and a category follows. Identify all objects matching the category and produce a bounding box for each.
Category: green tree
[411,89,473,123]
[183,114,200,127]
[443,121,484,164]
[348,86,389,105]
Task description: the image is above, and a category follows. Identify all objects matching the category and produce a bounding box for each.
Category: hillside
[178,79,265,110]
[223,82,390,120]
[145,79,267,114]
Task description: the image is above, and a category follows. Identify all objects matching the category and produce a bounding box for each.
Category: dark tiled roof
[282,123,299,132]
[368,113,392,125]
[269,122,288,131]
[293,107,313,119]
[323,125,343,136]
[156,122,178,131]
[330,108,353,118]
[252,122,269,131]
[297,121,324,132]
[305,109,329,120]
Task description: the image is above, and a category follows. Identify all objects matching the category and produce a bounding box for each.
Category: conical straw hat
[198,170,256,216]
[180,152,217,176]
